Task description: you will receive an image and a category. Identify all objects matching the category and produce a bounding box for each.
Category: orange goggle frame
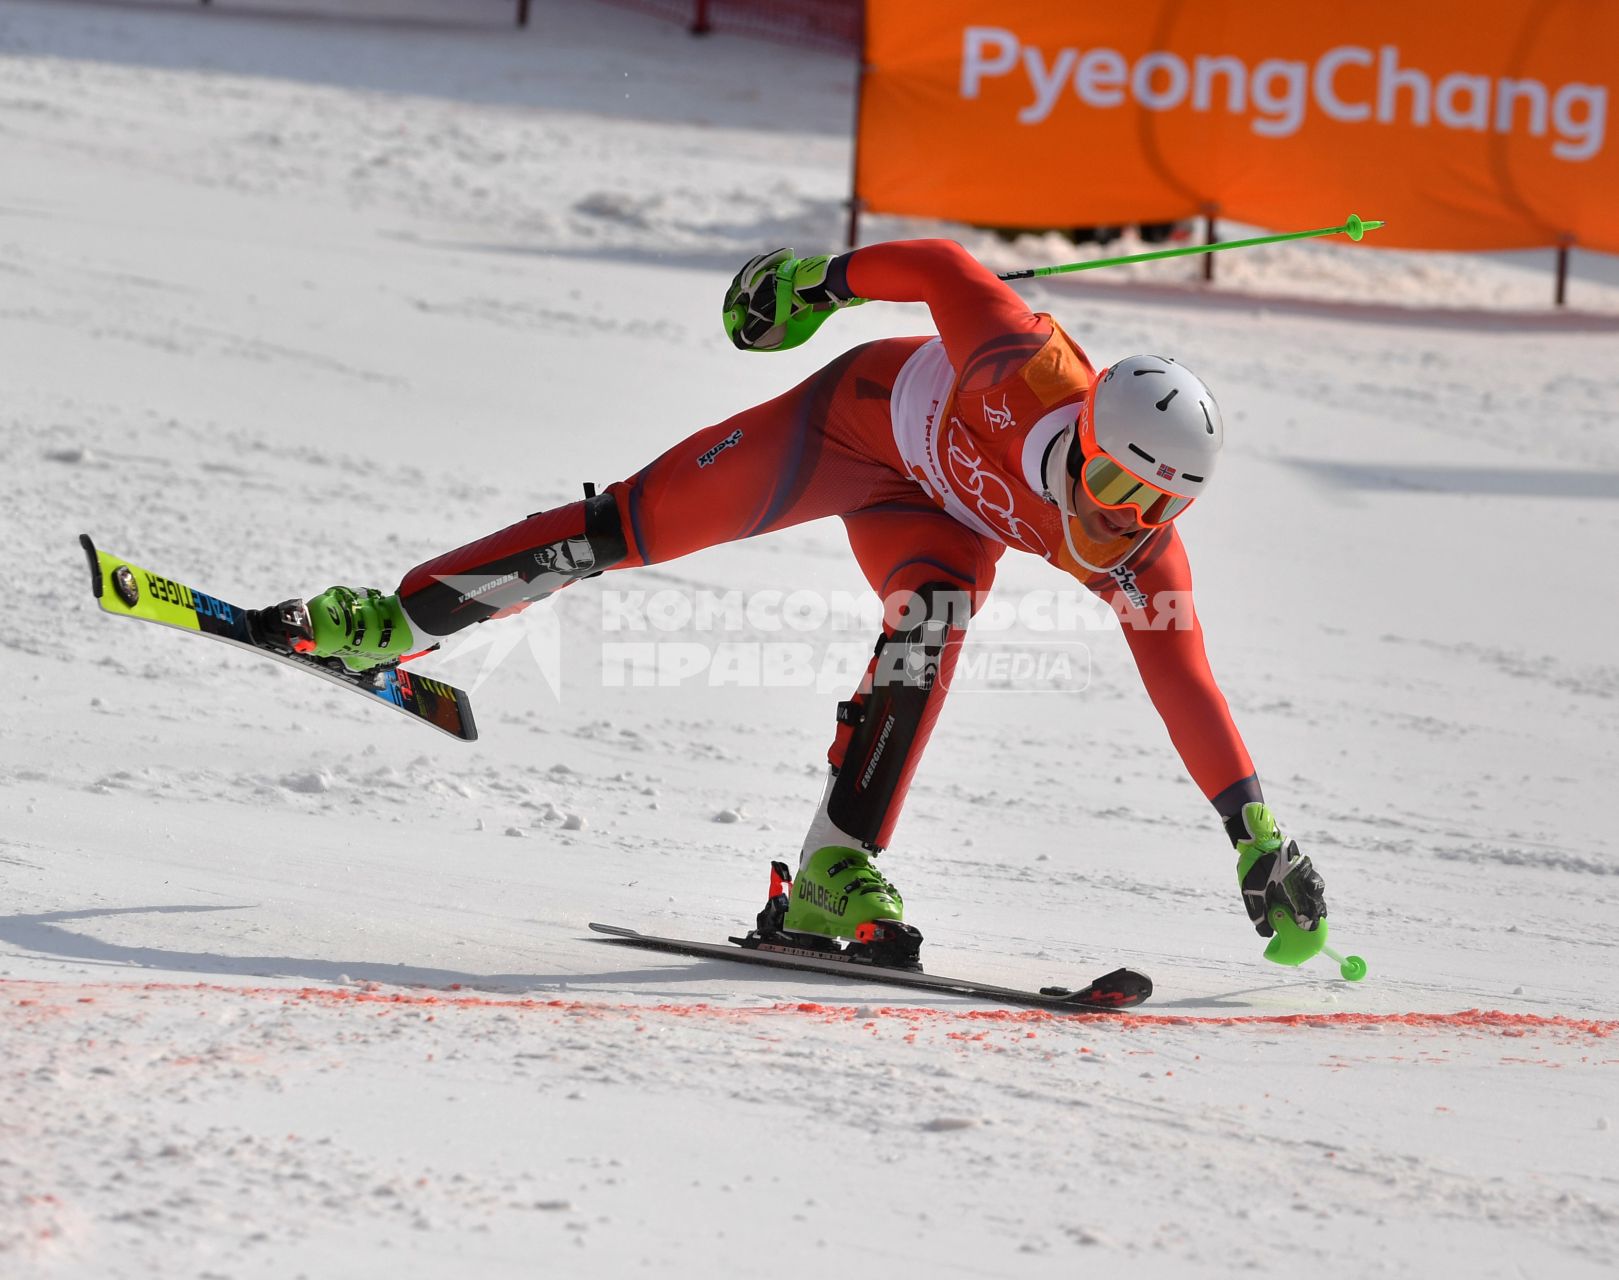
[1068,436,1195,528]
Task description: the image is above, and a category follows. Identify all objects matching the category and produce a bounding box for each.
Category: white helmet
[1088,354,1223,501]
[1044,354,1224,572]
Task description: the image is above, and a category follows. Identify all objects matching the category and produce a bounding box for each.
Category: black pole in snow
[845,9,869,250]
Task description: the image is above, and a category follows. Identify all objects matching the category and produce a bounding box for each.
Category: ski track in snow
[2,0,1618,1275]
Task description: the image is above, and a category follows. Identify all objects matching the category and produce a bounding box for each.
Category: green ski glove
[1232,802,1327,939]
[722,248,856,352]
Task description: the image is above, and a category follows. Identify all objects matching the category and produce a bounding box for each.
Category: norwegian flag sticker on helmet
[1156,462,1177,481]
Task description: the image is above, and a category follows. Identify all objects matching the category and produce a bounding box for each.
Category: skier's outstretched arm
[723,240,1051,385]
[840,240,1051,384]
[1107,532,1260,819]
[1103,531,1328,942]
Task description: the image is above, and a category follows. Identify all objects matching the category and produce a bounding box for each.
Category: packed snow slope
[3,2,1618,1276]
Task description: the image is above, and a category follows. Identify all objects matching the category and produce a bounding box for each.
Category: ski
[78,534,477,742]
[587,923,1152,1010]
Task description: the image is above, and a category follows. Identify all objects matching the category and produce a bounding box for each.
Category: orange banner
[856,0,1619,253]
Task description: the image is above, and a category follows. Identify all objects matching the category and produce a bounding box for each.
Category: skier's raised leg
[257,337,926,670]
[253,489,630,672]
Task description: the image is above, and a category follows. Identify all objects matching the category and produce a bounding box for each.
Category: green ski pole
[758,214,1383,348]
[995,213,1385,281]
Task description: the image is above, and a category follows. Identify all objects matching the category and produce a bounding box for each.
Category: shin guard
[398,489,628,638]
[826,583,970,850]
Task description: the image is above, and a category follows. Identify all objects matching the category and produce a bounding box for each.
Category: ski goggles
[1069,439,1195,528]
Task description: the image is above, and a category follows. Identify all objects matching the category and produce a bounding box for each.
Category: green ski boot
[754,848,923,968]
[254,586,419,674]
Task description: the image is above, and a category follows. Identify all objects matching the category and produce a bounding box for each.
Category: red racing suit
[396,240,1262,849]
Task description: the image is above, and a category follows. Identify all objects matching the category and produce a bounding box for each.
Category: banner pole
[845,9,869,249]
[1555,239,1571,308]
[1202,209,1217,283]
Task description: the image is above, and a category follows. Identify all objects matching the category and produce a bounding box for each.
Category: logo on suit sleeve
[697,429,744,468]
[1109,565,1149,609]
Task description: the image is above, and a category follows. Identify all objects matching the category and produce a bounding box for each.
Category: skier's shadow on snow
[1147,987,1302,1010]
[2,906,1307,1009]
[0,905,549,989]
[0,904,970,1002]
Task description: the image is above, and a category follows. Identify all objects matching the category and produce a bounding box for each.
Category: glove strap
[788,254,855,308]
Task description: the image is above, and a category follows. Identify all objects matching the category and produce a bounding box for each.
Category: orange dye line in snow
[5,979,1616,1039]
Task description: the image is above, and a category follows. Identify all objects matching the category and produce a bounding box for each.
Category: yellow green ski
[78,534,477,742]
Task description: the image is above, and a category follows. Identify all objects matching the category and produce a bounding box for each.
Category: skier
[266,239,1326,965]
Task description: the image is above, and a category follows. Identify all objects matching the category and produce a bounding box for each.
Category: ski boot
[251,586,420,674]
[747,849,924,969]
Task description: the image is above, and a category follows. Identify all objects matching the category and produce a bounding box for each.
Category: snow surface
[3,1,1618,1276]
